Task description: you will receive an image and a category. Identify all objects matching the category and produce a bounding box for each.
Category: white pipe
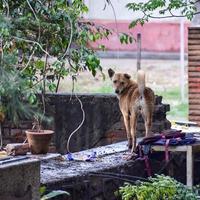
[180,18,185,103]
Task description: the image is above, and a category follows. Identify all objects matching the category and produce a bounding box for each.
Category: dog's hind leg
[130,112,137,154]
[143,111,153,137]
[122,114,132,150]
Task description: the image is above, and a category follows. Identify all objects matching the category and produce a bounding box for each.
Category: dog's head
[108,68,131,95]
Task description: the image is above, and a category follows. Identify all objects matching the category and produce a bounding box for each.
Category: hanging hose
[66,93,85,153]
[0,123,2,150]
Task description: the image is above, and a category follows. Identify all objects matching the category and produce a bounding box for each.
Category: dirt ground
[59,58,188,95]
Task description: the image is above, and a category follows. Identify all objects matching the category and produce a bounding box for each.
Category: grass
[154,86,188,121]
[91,83,113,93]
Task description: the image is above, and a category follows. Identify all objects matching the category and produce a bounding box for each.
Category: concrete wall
[44,93,170,154]
[0,159,40,200]
[2,94,171,154]
[41,141,200,200]
[88,20,189,53]
[84,0,189,53]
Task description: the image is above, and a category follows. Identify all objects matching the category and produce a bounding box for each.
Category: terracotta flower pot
[25,130,53,154]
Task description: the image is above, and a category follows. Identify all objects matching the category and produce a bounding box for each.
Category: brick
[188,40,200,45]
[189,105,200,110]
[189,99,200,104]
[189,78,200,83]
[189,34,200,39]
[2,128,10,137]
[188,66,200,72]
[189,115,200,121]
[189,82,200,88]
[10,129,22,136]
[155,95,162,104]
[164,104,170,112]
[188,71,200,78]
[188,45,200,50]
[188,51,200,56]
[189,31,200,35]
[189,93,200,99]
[188,55,200,61]
[189,88,200,93]
[188,61,200,66]
[154,105,164,113]
[189,110,200,115]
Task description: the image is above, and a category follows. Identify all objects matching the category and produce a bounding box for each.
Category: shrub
[118,174,199,200]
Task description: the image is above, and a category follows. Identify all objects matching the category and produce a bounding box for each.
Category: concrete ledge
[40,140,200,199]
[41,141,130,185]
[96,50,188,60]
[40,140,150,200]
[0,158,40,200]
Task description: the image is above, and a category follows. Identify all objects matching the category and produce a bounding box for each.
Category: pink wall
[89,20,190,52]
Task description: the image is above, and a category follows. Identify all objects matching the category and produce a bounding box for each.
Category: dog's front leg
[122,114,132,150]
[130,112,137,154]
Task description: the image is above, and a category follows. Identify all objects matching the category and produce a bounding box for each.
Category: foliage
[118,174,199,200]
[126,0,197,28]
[0,0,133,125]
[41,190,69,200]
[0,0,133,92]
[0,52,38,125]
[40,186,69,200]
[0,0,106,92]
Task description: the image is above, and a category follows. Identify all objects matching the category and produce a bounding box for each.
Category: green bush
[118,174,199,200]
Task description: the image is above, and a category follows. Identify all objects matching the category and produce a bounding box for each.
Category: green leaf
[129,20,137,29]
[35,60,45,70]
[28,93,37,104]
[98,44,106,51]
[129,36,133,44]
[39,186,46,196]
[48,83,57,92]
[41,190,69,200]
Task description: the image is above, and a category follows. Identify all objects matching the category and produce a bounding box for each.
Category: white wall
[84,0,188,22]
[84,0,142,20]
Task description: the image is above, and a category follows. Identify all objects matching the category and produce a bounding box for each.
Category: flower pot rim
[25,129,54,135]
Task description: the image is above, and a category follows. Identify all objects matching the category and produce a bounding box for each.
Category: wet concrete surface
[40,141,134,185]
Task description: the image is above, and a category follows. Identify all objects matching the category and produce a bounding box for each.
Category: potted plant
[25,111,54,154]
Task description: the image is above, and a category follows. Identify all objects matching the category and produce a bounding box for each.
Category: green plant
[40,186,69,200]
[126,0,197,29]
[118,174,199,200]
[0,56,38,125]
[0,0,133,92]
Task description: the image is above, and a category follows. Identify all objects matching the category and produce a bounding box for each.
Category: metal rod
[0,156,29,165]
[137,33,141,71]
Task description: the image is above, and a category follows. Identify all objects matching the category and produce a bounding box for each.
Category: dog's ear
[124,73,131,79]
[108,68,115,78]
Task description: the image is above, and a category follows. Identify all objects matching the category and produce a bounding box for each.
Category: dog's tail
[137,70,145,97]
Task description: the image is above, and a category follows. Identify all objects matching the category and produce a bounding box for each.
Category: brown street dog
[108,68,155,155]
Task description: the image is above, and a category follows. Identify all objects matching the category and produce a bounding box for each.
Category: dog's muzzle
[115,89,120,94]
